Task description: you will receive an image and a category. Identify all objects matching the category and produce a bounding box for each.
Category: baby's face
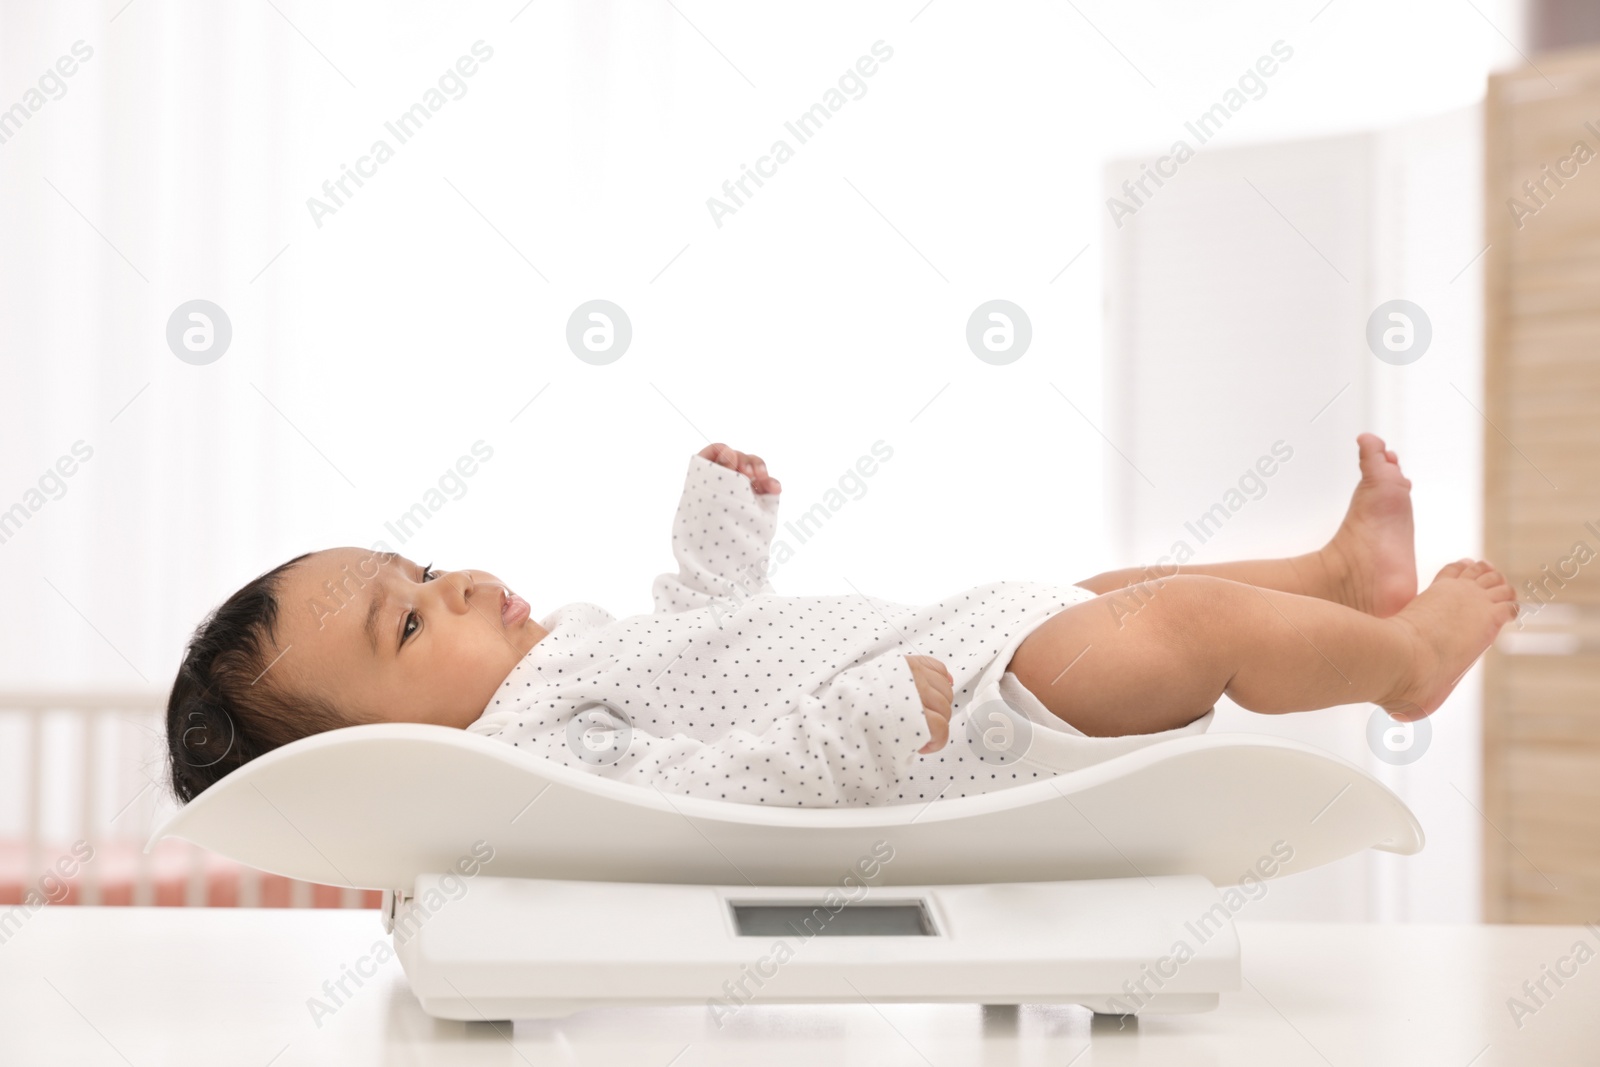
[269,547,547,729]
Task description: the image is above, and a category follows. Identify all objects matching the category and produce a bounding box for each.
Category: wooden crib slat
[25,708,42,902]
[186,844,207,907]
[239,862,260,908]
[79,710,99,907]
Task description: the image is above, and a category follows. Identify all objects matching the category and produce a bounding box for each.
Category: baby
[165,434,1516,807]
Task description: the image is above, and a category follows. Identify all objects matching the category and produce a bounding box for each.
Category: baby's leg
[1076,555,1338,603]
[1007,561,1516,737]
[1075,433,1417,617]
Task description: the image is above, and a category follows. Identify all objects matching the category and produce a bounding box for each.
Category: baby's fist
[904,654,953,754]
[698,442,781,495]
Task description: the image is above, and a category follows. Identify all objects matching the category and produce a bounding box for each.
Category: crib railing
[0,689,377,910]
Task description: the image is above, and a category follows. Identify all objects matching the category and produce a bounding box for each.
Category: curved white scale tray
[148,723,1423,891]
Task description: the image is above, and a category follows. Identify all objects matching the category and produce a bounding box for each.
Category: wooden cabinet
[1483,46,1600,923]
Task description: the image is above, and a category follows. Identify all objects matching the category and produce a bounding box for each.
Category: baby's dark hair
[164,553,349,804]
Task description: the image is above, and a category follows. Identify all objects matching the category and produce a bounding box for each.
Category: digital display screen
[730,900,936,937]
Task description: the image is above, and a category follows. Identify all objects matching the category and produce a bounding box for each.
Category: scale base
[393,873,1241,1021]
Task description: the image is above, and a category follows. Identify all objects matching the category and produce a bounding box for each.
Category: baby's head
[165,547,545,803]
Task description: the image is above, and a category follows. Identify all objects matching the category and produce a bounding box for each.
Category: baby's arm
[650,443,783,614]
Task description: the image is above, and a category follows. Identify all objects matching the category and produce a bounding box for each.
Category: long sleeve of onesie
[467,452,1120,806]
[650,452,781,612]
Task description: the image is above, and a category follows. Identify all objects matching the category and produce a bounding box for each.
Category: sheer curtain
[1,0,686,687]
[4,2,291,689]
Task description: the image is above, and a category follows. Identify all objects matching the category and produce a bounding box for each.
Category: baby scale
[149,723,1422,1020]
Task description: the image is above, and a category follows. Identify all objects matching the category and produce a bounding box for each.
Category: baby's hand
[698,442,781,495]
[905,654,954,754]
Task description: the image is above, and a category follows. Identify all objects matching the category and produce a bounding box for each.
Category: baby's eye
[401,563,437,647]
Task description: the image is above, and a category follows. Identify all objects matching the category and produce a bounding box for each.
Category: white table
[1,906,1596,1065]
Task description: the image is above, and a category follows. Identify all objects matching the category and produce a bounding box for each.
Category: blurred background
[0,0,1591,925]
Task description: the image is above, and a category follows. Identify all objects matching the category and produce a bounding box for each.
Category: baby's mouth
[501,589,531,627]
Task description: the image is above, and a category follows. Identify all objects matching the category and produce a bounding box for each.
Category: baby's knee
[1103,574,1234,637]
[1107,571,1220,605]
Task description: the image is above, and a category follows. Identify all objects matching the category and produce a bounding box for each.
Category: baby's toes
[1484,579,1516,602]
[1436,560,1470,581]
[1476,566,1508,589]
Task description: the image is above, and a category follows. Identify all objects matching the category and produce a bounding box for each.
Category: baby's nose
[438,569,475,607]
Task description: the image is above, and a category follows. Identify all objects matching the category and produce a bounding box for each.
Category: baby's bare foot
[1383,560,1518,721]
[1324,433,1418,618]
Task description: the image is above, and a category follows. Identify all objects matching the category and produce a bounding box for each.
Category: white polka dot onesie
[466,453,1212,807]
